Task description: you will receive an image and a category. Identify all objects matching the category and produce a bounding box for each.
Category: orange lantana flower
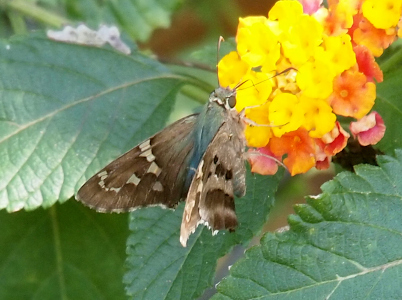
[269,128,316,175]
[328,69,376,119]
[352,15,397,56]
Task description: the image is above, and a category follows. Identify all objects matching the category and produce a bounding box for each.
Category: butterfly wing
[180,119,246,246]
[76,114,198,212]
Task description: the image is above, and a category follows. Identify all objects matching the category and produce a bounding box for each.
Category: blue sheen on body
[184,102,225,191]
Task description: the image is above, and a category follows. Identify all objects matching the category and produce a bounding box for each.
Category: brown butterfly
[77,84,247,246]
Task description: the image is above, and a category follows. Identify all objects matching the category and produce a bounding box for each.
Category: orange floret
[354,45,383,82]
[315,122,350,169]
[352,15,397,57]
[328,69,376,119]
[269,128,316,175]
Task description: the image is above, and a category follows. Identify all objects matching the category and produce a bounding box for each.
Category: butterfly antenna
[236,67,298,91]
[217,36,225,86]
[277,67,297,76]
[234,79,250,90]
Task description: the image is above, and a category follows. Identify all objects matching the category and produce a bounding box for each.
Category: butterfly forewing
[76,114,198,212]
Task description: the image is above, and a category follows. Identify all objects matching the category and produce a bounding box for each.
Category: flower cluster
[218,0,398,175]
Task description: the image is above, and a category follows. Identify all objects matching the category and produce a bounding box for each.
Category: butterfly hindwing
[76,114,198,212]
[180,115,246,246]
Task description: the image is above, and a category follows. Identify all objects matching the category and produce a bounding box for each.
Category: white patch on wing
[195,160,204,193]
[127,173,141,185]
[198,219,211,229]
[109,187,121,193]
[196,182,203,193]
[97,170,108,178]
[97,170,121,193]
[97,170,108,189]
[94,203,171,213]
[97,170,108,182]
[152,181,164,192]
[196,160,204,178]
[140,149,155,162]
[147,162,162,176]
[139,139,151,152]
[198,220,219,236]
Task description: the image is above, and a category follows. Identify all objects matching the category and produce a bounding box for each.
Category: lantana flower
[218,0,397,175]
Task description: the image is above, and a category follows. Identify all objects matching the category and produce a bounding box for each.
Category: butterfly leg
[244,150,287,171]
[239,108,289,128]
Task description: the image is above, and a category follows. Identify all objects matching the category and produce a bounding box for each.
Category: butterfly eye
[227,95,236,108]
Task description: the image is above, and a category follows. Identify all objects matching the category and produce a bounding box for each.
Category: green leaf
[375,44,402,153]
[0,33,186,212]
[125,168,283,299]
[65,0,183,42]
[213,150,402,300]
[0,200,129,300]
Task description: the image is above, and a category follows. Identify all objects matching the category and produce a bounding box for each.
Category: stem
[180,84,210,105]
[6,0,70,28]
[7,10,27,34]
[158,56,216,73]
[49,206,68,300]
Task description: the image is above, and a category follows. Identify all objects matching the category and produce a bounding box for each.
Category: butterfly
[76,84,247,247]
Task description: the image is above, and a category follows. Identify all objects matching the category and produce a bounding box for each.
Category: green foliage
[65,0,183,41]
[1,3,402,300]
[213,151,402,299]
[0,200,129,299]
[2,0,182,41]
[375,43,402,153]
[125,168,282,299]
[0,33,184,212]
[190,37,237,69]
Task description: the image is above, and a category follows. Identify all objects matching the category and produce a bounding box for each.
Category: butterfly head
[209,86,237,110]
